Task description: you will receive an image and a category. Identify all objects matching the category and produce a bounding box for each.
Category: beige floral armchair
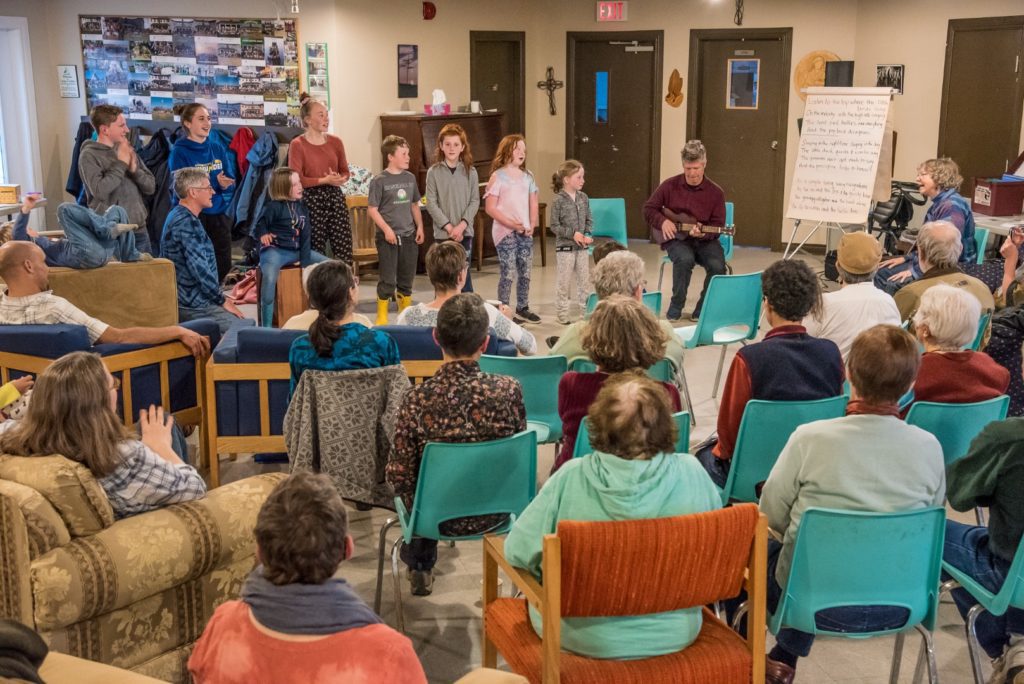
[0,453,285,683]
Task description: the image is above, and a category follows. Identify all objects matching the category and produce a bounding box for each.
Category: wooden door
[688,28,792,249]
[567,31,663,239]
[470,31,525,135]
[939,16,1024,195]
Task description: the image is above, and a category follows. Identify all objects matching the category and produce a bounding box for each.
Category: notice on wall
[786,87,893,224]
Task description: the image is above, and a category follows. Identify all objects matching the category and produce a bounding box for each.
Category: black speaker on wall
[825,61,855,87]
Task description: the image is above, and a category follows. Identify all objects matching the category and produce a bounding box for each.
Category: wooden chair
[483,505,768,684]
[347,195,378,275]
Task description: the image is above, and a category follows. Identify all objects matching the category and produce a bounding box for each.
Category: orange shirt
[288,135,349,188]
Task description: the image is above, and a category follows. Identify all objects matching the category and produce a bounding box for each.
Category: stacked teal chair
[587,198,628,254]
[584,291,662,319]
[657,201,735,292]
[574,410,691,459]
[720,396,848,504]
[374,430,538,632]
[970,311,992,351]
[974,228,990,265]
[478,354,567,444]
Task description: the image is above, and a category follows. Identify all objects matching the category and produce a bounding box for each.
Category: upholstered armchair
[0,453,285,683]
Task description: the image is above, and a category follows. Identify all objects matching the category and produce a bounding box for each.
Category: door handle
[770,140,779,150]
[580,136,590,143]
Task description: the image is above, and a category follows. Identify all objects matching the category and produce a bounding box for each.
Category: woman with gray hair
[907,283,1008,411]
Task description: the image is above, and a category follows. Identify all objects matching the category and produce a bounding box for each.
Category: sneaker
[666,312,683,323]
[556,317,573,326]
[545,336,560,349]
[409,569,434,596]
[688,312,700,321]
[516,308,541,323]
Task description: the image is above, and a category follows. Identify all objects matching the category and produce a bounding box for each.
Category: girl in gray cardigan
[550,160,593,324]
[425,124,480,292]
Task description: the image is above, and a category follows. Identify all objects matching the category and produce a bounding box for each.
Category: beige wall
[2,0,1021,240]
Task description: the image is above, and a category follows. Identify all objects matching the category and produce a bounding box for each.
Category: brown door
[688,28,792,249]
[567,31,663,239]
[938,16,1024,195]
[470,32,525,135]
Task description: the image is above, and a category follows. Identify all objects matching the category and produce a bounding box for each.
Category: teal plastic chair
[587,198,628,254]
[721,396,848,504]
[567,357,675,383]
[905,395,1009,468]
[943,535,1024,683]
[478,354,567,444]
[974,228,989,265]
[674,271,763,408]
[766,507,946,683]
[657,201,735,292]
[374,430,538,632]
[842,380,915,410]
[574,410,691,458]
[969,311,992,351]
[584,291,662,319]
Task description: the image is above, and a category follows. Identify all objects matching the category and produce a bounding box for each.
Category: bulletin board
[79,15,301,127]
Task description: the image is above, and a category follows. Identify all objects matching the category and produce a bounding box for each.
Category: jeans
[873,261,918,296]
[54,203,140,269]
[665,238,726,319]
[258,247,328,327]
[694,442,730,488]
[400,537,438,572]
[376,233,419,300]
[496,233,533,310]
[438,235,474,292]
[555,249,590,322]
[179,304,244,335]
[942,520,1024,659]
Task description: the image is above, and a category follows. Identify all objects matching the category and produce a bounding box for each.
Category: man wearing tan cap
[804,231,900,359]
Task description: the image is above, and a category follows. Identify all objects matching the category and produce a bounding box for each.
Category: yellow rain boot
[398,294,413,312]
[376,298,390,326]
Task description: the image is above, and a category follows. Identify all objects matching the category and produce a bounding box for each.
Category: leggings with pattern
[496,232,533,310]
[303,184,352,264]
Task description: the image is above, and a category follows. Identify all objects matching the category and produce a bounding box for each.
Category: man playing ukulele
[643,139,727,321]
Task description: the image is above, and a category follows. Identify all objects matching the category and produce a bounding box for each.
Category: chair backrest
[905,396,1009,467]
[722,201,735,260]
[554,504,760,617]
[566,358,675,383]
[770,507,946,635]
[407,430,538,540]
[724,396,848,503]
[584,291,662,319]
[478,355,568,429]
[346,195,375,253]
[574,410,691,458]
[588,198,628,246]
[683,272,763,348]
[969,311,992,352]
[977,534,1024,616]
[974,228,989,265]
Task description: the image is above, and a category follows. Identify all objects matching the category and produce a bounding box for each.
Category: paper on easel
[873,109,894,202]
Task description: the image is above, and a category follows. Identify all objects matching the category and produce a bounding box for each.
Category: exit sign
[596,1,628,22]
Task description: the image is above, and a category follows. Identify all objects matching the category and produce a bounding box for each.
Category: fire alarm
[422,2,436,19]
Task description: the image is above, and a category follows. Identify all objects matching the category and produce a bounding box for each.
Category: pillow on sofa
[0,479,71,558]
[0,455,114,536]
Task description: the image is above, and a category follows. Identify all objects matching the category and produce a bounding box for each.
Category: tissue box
[424,103,451,116]
[0,184,20,204]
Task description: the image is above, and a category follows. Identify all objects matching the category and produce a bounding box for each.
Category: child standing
[485,134,540,323]
[253,167,329,327]
[550,160,594,324]
[368,135,424,325]
[425,124,479,293]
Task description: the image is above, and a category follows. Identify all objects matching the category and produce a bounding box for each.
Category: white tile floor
[217,239,983,683]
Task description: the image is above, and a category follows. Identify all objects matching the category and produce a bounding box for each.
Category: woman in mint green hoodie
[504,373,722,660]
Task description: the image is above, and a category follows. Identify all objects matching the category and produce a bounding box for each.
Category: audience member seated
[283,262,372,330]
[289,259,399,394]
[0,351,206,518]
[397,241,536,355]
[754,325,946,684]
[387,293,527,595]
[697,259,843,488]
[161,167,245,333]
[188,472,426,684]
[8,193,147,269]
[909,284,1008,410]
[549,250,684,368]
[943,391,1024,682]
[803,231,900,359]
[504,373,721,659]
[591,240,626,265]
[876,157,976,295]
[0,240,209,356]
[551,295,681,473]
[894,220,994,325]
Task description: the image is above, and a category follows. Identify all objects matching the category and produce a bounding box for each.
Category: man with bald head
[0,240,209,356]
[894,220,994,326]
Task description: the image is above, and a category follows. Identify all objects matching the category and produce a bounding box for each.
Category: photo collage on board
[80,15,301,127]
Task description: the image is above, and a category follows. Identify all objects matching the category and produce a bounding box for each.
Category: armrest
[483,535,543,608]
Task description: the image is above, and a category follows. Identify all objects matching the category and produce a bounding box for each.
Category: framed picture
[58,65,80,98]
[876,64,904,94]
[398,44,418,99]
[304,42,330,108]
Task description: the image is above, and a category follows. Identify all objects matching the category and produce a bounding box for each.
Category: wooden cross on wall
[537,67,564,116]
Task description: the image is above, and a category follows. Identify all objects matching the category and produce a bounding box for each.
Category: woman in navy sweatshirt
[254,167,329,326]
[168,103,235,282]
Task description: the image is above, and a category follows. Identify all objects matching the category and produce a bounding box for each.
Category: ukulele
[651,208,735,245]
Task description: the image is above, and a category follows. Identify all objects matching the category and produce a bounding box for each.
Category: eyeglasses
[193,185,215,193]
[108,376,121,392]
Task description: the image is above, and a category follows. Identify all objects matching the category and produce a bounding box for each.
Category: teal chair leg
[966,604,988,684]
[712,345,729,399]
[657,257,669,293]
[390,537,406,634]
[675,364,697,427]
[375,516,400,613]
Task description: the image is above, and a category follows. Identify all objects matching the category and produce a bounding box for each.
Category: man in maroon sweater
[643,139,727,321]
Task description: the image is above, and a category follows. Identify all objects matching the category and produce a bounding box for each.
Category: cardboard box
[973,178,1024,216]
[0,184,20,205]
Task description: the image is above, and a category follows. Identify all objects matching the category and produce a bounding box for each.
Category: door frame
[937,16,1024,171]
[565,30,664,199]
[687,27,792,251]
[470,31,526,136]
